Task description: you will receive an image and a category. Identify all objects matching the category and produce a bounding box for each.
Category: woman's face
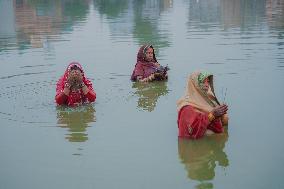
[70,69,81,76]
[199,77,210,93]
[201,77,210,92]
[145,47,154,61]
[69,67,83,80]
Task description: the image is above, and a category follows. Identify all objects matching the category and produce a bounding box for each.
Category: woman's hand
[154,62,160,67]
[75,72,83,83]
[146,74,156,82]
[63,82,71,96]
[139,74,155,82]
[79,82,89,95]
[67,71,83,88]
[67,73,76,86]
[212,104,228,118]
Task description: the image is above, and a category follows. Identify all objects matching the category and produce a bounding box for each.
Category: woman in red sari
[55,62,96,106]
[131,44,168,82]
[177,71,228,139]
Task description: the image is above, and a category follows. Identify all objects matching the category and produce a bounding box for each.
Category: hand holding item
[154,72,163,77]
[154,62,160,67]
[141,73,155,82]
[55,62,96,106]
[154,72,168,80]
[67,71,84,89]
[64,72,88,95]
[75,72,83,83]
[63,82,71,96]
[212,104,228,118]
[67,73,76,86]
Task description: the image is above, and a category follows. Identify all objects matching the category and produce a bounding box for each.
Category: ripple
[0,71,55,80]
[226,72,238,75]
[20,64,55,68]
[204,62,225,65]
[226,58,247,61]
[109,73,130,77]
[0,79,56,125]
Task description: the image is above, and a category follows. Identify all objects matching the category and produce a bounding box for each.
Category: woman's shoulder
[180,105,204,115]
[179,105,192,113]
[135,61,144,66]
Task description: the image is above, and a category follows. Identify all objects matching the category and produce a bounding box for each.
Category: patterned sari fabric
[55,62,96,106]
[131,44,167,81]
[177,71,226,139]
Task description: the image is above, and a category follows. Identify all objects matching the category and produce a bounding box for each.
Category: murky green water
[0,0,284,188]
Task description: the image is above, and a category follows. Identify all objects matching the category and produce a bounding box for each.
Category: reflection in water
[56,104,96,142]
[132,81,169,112]
[266,0,284,29]
[221,0,267,29]
[0,0,90,52]
[93,0,133,41]
[94,0,129,19]
[93,0,172,49]
[132,0,172,49]
[188,0,220,26]
[178,129,229,189]
[188,0,269,30]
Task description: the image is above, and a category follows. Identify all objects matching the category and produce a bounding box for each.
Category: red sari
[55,62,96,106]
[177,105,223,139]
[131,45,166,81]
[177,71,228,139]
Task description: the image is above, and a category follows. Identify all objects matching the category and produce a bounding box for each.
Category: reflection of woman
[132,81,168,112]
[56,105,96,142]
[131,44,168,82]
[55,62,96,106]
[177,71,228,139]
[178,129,229,186]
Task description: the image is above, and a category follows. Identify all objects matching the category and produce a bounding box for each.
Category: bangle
[208,112,215,122]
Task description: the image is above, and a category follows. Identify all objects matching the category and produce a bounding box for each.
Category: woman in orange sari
[177,71,228,139]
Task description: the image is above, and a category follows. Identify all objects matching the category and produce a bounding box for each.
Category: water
[0,0,284,188]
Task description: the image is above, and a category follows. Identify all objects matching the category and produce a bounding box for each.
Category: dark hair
[70,65,81,71]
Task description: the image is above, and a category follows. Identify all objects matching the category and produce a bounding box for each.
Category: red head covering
[131,44,160,81]
[55,62,94,106]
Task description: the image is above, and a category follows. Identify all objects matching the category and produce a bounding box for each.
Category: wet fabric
[177,71,225,139]
[55,62,96,106]
[177,105,223,139]
[131,44,165,81]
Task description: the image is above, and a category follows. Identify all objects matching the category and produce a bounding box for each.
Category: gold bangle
[208,112,215,122]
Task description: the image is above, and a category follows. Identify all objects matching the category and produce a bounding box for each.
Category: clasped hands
[211,104,228,118]
[63,72,88,95]
[141,72,166,82]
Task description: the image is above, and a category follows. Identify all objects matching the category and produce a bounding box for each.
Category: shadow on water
[132,81,169,112]
[56,104,96,143]
[178,128,229,189]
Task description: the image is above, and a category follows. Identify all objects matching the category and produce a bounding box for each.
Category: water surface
[0,0,284,189]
